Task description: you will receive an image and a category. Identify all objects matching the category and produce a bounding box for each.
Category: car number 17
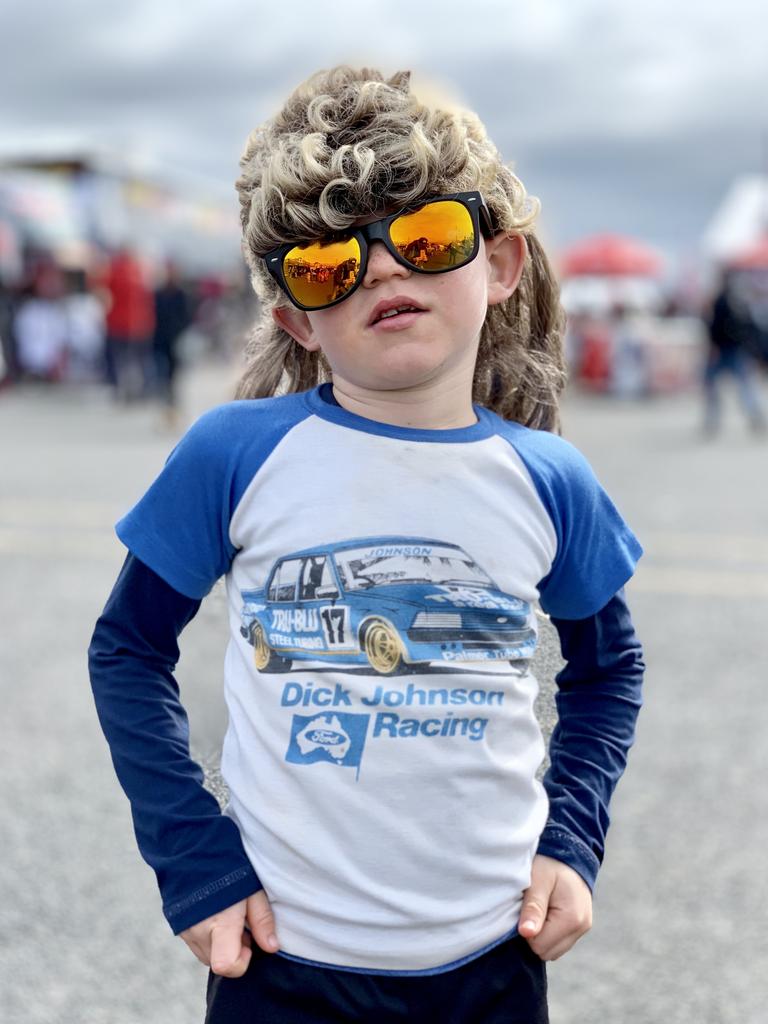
[320,605,351,648]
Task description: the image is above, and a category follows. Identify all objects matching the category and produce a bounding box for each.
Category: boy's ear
[272,305,321,352]
[485,232,528,307]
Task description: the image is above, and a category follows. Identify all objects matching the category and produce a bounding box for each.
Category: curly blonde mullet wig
[235,66,566,431]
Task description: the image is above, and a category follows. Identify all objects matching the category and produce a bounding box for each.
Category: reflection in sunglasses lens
[283,237,361,308]
[389,201,475,272]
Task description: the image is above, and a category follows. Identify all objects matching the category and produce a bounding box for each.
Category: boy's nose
[362,241,411,288]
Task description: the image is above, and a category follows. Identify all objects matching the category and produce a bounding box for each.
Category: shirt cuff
[164,864,263,934]
[535,825,601,891]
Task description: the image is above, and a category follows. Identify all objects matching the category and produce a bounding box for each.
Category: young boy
[89,66,643,1023]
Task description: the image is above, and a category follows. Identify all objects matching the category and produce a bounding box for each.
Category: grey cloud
[2,0,765,258]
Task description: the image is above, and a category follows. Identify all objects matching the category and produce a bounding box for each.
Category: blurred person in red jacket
[102,247,155,402]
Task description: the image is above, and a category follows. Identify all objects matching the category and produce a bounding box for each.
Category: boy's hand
[179,889,278,977]
[518,855,592,961]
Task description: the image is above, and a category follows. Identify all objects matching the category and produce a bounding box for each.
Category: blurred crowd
[0,246,257,415]
[2,237,767,440]
[564,266,768,419]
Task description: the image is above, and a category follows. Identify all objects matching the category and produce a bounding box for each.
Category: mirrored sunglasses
[262,191,494,311]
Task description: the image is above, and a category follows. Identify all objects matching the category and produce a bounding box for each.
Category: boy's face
[273,220,526,397]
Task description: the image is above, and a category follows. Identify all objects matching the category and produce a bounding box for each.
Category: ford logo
[308,729,345,746]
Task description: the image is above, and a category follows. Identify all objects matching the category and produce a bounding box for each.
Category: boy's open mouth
[368,296,427,327]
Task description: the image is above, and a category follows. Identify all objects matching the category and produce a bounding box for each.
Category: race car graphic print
[239,536,536,675]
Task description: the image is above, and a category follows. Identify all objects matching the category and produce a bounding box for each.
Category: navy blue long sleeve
[536,589,644,888]
[88,554,261,934]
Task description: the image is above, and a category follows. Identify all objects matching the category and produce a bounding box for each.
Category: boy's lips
[367,295,428,329]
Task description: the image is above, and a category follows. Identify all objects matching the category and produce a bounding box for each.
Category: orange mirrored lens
[389,200,475,272]
[283,237,361,307]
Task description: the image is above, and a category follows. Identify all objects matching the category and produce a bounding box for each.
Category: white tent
[702,175,768,263]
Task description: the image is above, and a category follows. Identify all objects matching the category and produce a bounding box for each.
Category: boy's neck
[330,374,477,430]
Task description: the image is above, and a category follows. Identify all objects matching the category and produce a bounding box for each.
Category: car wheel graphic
[251,622,291,673]
[362,618,405,675]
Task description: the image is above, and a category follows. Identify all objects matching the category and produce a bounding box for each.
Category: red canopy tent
[560,233,663,278]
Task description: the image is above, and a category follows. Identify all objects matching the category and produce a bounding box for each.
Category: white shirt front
[118,385,641,971]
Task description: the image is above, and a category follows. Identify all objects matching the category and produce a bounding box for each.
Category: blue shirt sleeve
[500,425,643,619]
[88,553,262,934]
[115,397,312,599]
[537,588,644,889]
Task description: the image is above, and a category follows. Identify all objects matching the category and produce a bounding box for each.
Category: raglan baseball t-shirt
[116,384,642,973]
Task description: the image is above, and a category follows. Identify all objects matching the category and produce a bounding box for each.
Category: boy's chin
[346,364,454,394]
[352,351,472,393]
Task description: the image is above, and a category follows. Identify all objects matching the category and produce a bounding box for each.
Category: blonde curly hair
[235,66,566,430]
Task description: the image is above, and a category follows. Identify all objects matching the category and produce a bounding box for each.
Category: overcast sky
[3,0,767,267]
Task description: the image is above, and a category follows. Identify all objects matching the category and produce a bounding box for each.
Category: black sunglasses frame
[262,191,495,312]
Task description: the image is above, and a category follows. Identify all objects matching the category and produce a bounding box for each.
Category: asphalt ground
[2,362,767,1023]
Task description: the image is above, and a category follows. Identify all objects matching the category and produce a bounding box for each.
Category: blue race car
[239,537,536,676]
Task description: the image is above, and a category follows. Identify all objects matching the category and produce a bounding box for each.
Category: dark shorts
[205,934,548,1023]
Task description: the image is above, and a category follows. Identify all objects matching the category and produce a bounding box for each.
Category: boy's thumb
[247,890,279,953]
[518,892,547,938]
